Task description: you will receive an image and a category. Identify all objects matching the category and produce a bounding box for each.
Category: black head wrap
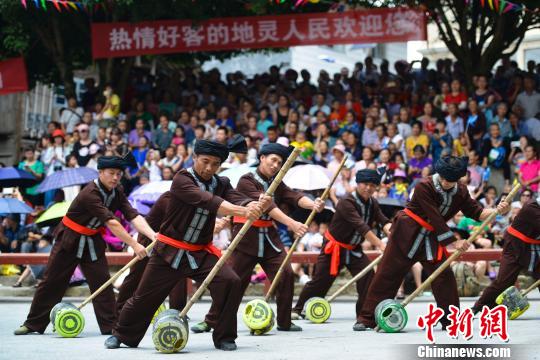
[194,134,247,163]
[97,152,137,170]
[355,169,382,184]
[258,143,294,162]
[434,156,468,182]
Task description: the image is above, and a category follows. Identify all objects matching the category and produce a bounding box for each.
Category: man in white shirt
[60,96,83,134]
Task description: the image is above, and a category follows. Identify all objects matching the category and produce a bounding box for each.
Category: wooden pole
[78,241,156,310]
[264,156,347,302]
[178,148,301,318]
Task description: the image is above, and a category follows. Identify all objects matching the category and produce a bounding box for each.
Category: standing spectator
[18,147,44,206]
[130,136,149,176]
[128,100,154,130]
[481,123,511,193]
[443,79,467,111]
[309,93,331,116]
[513,74,540,120]
[361,115,378,148]
[100,84,121,121]
[0,214,26,253]
[489,102,512,139]
[159,91,177,118]
[445,103,464,140]
[71,124,95,166]
[465,99,487,152]
[518,145,540,192]
[59,96,83,134]
[152,115,174,150]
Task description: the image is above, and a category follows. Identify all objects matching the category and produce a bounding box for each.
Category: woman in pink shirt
[519,145,540,192]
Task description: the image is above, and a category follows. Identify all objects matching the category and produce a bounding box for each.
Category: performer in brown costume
[115,191,186,313]
[14,154,156,336]
[105,135,270,351]
[472,196,540,312]
[355,156,510,330]
[194,143,324,333]
[293,169,391,330]
[116,192,231,313]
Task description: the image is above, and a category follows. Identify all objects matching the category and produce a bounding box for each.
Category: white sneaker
[299,274,311,285]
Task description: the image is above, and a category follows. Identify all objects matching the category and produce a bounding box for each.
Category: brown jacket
[54,180,139,261]
[391,175,484,261]
[138,191,172,247]
[155,168,251,267]
[503,199,540,271]
[326,191,390,250]
[233,170,304,257]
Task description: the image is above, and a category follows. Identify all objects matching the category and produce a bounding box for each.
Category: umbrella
[128,181,172,215]
[283,164,332,191]
[0,198,34,214]
[219,164,256,188]
[37,167,98,193]
[35,201,72,227]
[0,167,37,188]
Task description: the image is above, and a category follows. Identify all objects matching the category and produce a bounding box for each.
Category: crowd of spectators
[3,55,540,291]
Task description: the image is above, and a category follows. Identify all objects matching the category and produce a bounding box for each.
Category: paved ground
[1,296,539,360]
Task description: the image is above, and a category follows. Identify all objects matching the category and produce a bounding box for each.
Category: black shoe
[277,323,302,331]
[104,335,121,349]
[352,322,370,331]
[215,341,237,351]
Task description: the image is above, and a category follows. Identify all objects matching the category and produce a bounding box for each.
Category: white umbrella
[219,164,256,188]
[283,164,332,191]
[128,180,172,203]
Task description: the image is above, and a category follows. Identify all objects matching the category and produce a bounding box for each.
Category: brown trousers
[113,252,242,347]
[24,238,116,334]
[206,248,294,328]
[294,248,374,322]
[358,238,459,328]
[116,255,188,314]
[474,239,540,310]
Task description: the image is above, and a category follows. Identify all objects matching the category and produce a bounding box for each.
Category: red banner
[91,8,427,59]
[0,57,29,95]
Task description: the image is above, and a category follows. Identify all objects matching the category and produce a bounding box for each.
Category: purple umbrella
[37,167,99,193]
[0,167,37,188]
[128,181,172,215]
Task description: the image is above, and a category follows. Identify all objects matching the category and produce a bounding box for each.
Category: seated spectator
[430,120,453,163]
[489,102,512,139]
[405,121,430,159]
[329,160,355,205]
[445,102,465,140]
[309,92,331,116]
[513,74,540,120]
[128,118,152,148]
[466,149,485,189]
[408,145,432,180]
[128,100,154,130]
[18,147,44,206]
[153,115,174,150]
[372,124,390,151]
[291,131,314,160]
[417,102,438,135]
[158,146,180,170]
[465,99,487,152]
[388,169,409,202]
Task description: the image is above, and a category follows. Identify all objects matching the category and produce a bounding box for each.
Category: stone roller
[496,278,540,320]
[151,148,301,353]
[243,156,348,334]
[373,183,522,333]
[50,241,159,338]
[304,254,383,324]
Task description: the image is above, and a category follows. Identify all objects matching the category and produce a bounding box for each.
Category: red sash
[323,230,356,276]
[156,233,221,258]
[507,226,540,245]
[403,208,448,262]
[233,216,273,228]
[62,216,105,236]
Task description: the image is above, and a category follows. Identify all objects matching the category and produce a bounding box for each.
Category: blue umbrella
[0,198,34,214]
[0,167,37,188]
[37,167,99,193]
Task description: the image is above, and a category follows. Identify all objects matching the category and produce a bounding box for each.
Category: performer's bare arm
[106,219,147,259]
[268,207,308,238]
[297,196,325,213]
[130,215,158,242]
